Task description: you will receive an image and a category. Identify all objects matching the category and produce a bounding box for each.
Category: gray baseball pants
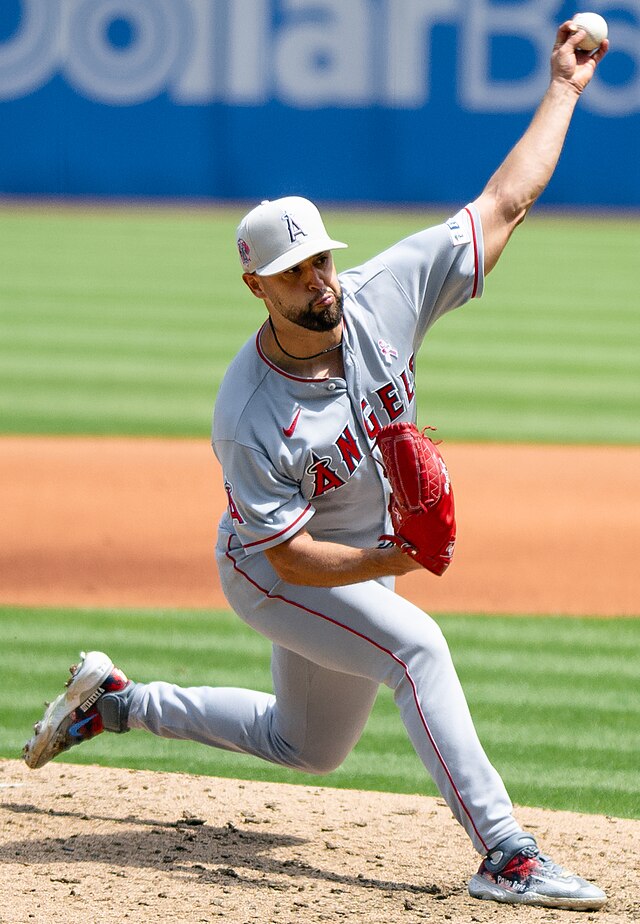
[126,532,521,854]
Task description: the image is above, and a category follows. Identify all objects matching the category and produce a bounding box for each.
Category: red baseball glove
[376,422,456,576]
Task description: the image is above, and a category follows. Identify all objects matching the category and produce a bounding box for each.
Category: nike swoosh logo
[68,715,94,738]
[282,407,302,438]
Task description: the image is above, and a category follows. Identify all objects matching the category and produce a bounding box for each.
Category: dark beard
[293,287,343,332]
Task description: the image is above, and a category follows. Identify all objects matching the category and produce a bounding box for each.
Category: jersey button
[327,382,337,391]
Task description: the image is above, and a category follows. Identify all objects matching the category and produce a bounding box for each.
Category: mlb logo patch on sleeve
[446,218,471,247]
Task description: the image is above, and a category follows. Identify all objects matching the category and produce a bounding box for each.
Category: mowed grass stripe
[0,206,637,442]
[410,404,636,444]
[1,606,637,818]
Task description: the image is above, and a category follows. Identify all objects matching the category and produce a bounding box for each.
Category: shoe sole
[22,651,114,770]
[468,874,606,911]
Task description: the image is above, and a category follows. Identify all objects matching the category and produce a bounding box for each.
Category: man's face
[244,251,343,332]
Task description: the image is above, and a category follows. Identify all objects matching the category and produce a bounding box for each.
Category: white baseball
[572,12,608,51]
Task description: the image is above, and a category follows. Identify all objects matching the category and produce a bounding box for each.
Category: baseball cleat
[468,832,606,910]
[22,651,129,770]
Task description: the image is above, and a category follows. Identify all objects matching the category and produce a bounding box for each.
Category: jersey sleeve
[214,438,315,554]
[372,203,484,350]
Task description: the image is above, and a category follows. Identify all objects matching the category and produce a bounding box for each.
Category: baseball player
[24,22,607,910]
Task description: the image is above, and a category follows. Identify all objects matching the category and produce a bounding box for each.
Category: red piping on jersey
[241,503,313,549]
[225,535,489,852]
[464,207,480,299]
[255,324,330,383]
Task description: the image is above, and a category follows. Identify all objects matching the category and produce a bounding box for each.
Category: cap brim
[255,238,348,276]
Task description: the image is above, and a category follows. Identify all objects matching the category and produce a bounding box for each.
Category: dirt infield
[1,436,639,615]
[1,760,639,924]
[1,436,638,923]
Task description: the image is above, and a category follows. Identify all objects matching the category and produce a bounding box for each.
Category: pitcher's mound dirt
[1,760,638,924]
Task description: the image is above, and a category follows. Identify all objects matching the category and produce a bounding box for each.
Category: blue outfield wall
[1,0,639,206]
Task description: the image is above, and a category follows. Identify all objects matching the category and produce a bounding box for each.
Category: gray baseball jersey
[213,205,483,558]
[127,203,522,857]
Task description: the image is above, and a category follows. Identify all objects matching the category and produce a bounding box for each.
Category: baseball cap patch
[237,238,251,266]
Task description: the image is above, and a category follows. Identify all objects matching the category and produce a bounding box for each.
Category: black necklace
[268,317,343,361]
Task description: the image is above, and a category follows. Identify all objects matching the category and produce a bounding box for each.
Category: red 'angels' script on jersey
[282,407,302,438]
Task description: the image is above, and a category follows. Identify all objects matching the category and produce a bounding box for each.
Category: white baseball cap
[236,196,348,276]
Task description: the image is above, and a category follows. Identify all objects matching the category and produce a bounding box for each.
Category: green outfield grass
[0,204,637,443]
[1,605,638,820]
